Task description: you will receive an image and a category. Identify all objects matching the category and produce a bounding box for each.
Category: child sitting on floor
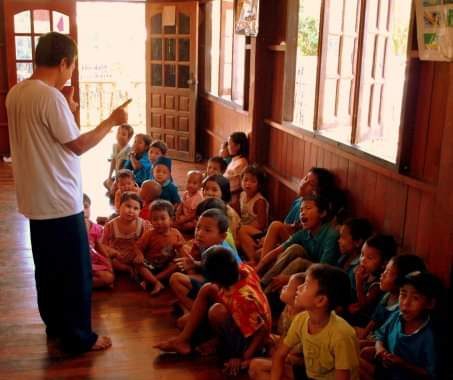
[83,194,114,289]
[124,133,152,186]
[249,273,306,380]
[337,218,373,300]
[360,271,442,380]
[202,174,241,241]
[136,200,186,293]
[148,139,168,178]
[102,192,161,292]
[113,169,140,212]
[139,179,161,220]
[236,164,269,264]
[169,209,242,315]
[219,140,232,166]
[272,264,359,380]
[103,123,134,196]
[347,234,397,326]
[153,156,180,205]
[175,170,203,232]
[356,254,426,341]
[206,156,227,177]
[155,246,271,376]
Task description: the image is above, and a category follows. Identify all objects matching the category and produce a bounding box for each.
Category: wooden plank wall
[198,1,452,284]
[0,0,9,155]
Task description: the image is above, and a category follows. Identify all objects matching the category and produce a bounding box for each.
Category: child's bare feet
[90,336,112,351]
[154,337,191,355]
[150,281,165,296]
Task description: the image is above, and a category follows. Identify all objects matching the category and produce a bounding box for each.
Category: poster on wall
[415,0,453,61]
[235,0,260,36]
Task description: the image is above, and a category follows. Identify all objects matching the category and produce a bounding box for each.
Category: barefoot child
[113,169,140,212]
[272,264,359,380]
[175,170,203,232]
[155,247,271,376]
[136,200,186,293]
[83,194,114,289]
[237,164,269,264]
[102,192,160,292]
[139,179,161,220]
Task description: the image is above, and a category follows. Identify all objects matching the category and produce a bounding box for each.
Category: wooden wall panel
[0,0,9,155]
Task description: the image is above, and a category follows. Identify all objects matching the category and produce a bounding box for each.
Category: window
[204,0,248,107]
[286,0,413,163]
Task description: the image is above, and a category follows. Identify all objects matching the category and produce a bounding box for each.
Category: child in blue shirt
[148,139,168,180]
[153,156,180,205]
[360,271,442,380]
[124,133,151,186]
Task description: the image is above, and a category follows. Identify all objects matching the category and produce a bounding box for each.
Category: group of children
[83,125,445,380]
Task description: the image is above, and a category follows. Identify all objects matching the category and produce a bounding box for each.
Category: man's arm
[65,100,131,156]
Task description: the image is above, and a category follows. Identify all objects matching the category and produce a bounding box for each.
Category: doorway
[77,1,146,218]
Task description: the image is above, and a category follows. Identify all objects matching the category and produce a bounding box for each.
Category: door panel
[146,2,198,162]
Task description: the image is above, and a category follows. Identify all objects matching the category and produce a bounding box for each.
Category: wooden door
[3,0,78,118]
[146,2,198,162]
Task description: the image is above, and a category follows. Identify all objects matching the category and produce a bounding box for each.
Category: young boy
[103,123,134,195]
[360,271,441,380]
[170,209,241,313]
[136,200,186,292]
[148,139,167,166]
[155,247,271,376]
[272,264,359,380]
[153,156,180,205]
[124,133,152,186]
[139,179,161,220]
[206,156,227,177]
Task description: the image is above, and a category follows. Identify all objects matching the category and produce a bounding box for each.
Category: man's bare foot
[195,338,218,356]
[91,336,112,351]
[154,338,191,355]
[150,281,165,296]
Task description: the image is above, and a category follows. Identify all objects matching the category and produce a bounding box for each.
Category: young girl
[114,169,140,212]
[83,194,114,289]
[103,123,134,195]
[219,140,232,166]
[355,254,426,341]
[236,165,269,264]
[124,133,152,186]
[223,132,248,206]
[175,170,203,232]
[249,273,306,380]
[202,174,241,241]
[347,234,397,326]
[136,200,186,294]
[360,271,442,380]
[102,192,159,291]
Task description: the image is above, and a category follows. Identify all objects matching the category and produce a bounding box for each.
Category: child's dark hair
[343,218,373,242]
[229,132,249,157]
[208,156,227,173]
[119,124,134,139]
[401,271,443,301]
[35,32,77,66]
[309,167,336,194]
[83,193,91,206]
[242,164,267,194]
[196,198,227,217]
[199,209,229,234]
[365,234,397,262]
[308,264,352,309]
[120,191,143,208]
[150,139,168,155]
[202,175,231,203]
[291,272,306,285]
[117,168,134,180]
[135,133,152,151]
[203,246,239,287]
[150,199,174,217]
[301,194,331,222]
[391,254,427,287]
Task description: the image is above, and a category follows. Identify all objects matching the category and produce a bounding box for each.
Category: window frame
[282,0,416,168]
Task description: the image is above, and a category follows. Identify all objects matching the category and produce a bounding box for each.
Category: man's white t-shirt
[6,79,83,220]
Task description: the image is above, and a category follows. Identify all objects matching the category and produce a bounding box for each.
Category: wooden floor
[0,154,246,379]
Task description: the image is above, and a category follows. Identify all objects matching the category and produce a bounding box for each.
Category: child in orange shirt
[139,179,161,220]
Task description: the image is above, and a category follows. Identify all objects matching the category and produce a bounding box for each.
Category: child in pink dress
[175,170,204,232]
[83,194,114,289]
[223,132,248,207]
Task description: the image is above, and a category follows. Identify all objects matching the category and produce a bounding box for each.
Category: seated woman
[258,194,340,294]
[259,167,336,260]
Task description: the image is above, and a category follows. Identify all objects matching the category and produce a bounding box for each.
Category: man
[6,32,130,353]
